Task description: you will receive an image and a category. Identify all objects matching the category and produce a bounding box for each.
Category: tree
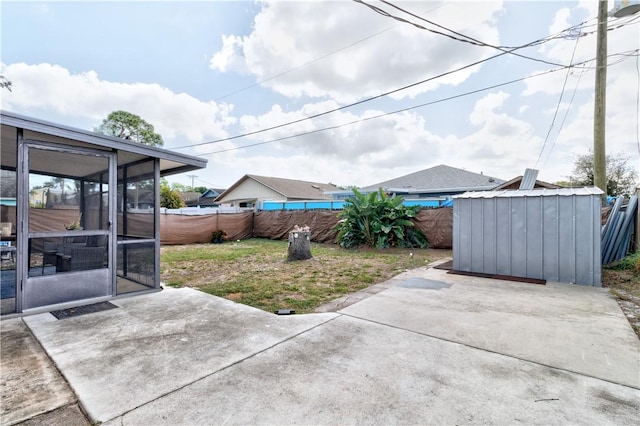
[0,75,11,92]
[160,181,185,209]
[170,182,189,192]
[96,110,163,146]
[553,180,575,188]
[569,153,638,197]
[335,188,428,249]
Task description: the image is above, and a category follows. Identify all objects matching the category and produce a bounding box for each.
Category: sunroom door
[21,143,115,311]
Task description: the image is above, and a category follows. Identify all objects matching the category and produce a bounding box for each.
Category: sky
[1,0,639,190]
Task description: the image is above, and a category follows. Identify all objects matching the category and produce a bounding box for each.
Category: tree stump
[287,231,312,261]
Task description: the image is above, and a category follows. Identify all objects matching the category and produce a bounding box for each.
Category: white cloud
[210,0,504,102]
[526,0,639,97]
[549,8,572,36]
[199,91,546,188]
[210,35,248,74]
[0,62,236,147]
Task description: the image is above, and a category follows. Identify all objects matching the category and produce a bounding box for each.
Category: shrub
[211,230,228,244]
[160,185,185,209]
[335,188,428,249]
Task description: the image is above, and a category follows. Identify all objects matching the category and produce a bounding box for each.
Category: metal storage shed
[452,187,603,286]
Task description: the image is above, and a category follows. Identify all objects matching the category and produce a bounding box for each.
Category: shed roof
[360,164,504,194]
[454,187,603,199]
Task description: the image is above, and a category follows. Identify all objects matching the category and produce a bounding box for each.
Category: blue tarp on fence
[260,199,446,211]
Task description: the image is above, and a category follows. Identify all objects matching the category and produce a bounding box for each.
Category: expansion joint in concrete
[339,312,640,391]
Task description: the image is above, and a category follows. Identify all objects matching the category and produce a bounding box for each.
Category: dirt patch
[602,268,640,339]
[0,319,83,425]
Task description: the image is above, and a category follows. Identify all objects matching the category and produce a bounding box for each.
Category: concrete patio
[2,266,639,425]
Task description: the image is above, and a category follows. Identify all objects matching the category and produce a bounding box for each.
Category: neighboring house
[199,188,225,207]
[216,174,337,210]
[332,164,505,199]
[178,191,202,207]
[28,187,49,208]
[126,188,154,210]
[177,188,225,208]
[492,176,562,191]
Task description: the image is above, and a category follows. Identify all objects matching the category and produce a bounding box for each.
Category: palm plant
[336,188,428,249]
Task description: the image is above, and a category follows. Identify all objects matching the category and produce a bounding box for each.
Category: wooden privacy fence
[160,208,454,249]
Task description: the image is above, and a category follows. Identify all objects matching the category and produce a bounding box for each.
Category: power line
[540,60,587,169]
[186,174,198,189]
[212,3,637,103]
[195,177,225,189]
[177,43,557,149]
[198,62,586,156]
[213,3,445,102]
[535,36,581,168]
[175,50,510,149]
[354,0,589,68]
[176,16,638,151]
[199,50,634,157]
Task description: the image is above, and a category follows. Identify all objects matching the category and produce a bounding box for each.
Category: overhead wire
[178,8,639,152]
[535,36,581,169]
[200,49,635,157]
[540,63,587,169]
[213,3,446,102]
[357,0,639,68]
[195,177,225,188]
[198,55,603,156]
[354,0,589,68]
[175,50,511,149]
[176,25,589,151]
[213,27,397,102]
[214,5,639,104]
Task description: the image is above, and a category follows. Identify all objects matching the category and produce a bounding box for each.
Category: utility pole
[593,0,608,204]
[187,174,197,191]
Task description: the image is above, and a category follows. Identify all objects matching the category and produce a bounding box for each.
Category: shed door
[20,143,115,311]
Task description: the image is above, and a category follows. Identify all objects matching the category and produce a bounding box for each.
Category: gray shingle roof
[248,175,337,200]
[361,164,505,193]
[178,191,202,204]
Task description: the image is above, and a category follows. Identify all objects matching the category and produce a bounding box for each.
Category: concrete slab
[24,287,338,423]
[0,319,77,426]
[340,267,640,388]
[106,315,640,425]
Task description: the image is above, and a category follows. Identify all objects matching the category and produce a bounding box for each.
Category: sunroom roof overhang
[0,111,207,176]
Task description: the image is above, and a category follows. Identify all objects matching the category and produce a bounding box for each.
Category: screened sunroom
[0,111,206,315]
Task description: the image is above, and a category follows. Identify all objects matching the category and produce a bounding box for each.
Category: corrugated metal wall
[453,188,602,286]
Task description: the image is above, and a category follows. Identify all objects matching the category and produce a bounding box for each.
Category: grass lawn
[161,238,451,314]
